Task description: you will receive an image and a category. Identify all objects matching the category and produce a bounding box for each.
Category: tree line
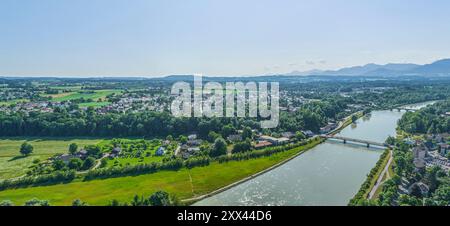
[0,100,347,138]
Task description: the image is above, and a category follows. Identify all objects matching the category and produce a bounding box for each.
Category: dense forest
[398,100,450,134]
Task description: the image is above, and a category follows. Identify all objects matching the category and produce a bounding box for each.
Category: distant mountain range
[286,59,450,77]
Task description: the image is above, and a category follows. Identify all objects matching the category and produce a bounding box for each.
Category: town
[0,76,449,206]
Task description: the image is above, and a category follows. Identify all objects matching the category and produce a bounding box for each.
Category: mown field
[0,138,103,179]
[47,89,121,102]
[0,140,320,206]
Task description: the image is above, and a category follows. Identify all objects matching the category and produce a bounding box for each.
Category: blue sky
[1,0,450,77]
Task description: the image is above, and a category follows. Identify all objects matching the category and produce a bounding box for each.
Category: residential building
[254,141,273,149]
[155,147,165,156]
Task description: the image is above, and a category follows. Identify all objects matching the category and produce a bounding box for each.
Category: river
[194,101,436,206]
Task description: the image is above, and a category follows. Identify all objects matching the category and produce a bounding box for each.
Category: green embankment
[348,149,391,205]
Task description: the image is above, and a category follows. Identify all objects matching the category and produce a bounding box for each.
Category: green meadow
[78,101,111,108]
[48,90,121,102]
[0,138,103,180]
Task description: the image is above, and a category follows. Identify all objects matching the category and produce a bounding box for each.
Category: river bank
[195,102,436,206]
[184,137,324,204]
[189,111,363,205]
[349,100,439,205]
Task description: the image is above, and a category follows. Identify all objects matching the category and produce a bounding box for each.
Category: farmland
[46,90,121,102]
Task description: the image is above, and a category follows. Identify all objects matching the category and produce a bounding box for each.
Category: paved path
[368,150,393,199]
[174,145,181,157]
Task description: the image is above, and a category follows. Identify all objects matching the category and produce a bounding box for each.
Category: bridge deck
[322,135,389,147]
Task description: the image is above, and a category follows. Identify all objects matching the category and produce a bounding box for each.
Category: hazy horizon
[2,0,450,77]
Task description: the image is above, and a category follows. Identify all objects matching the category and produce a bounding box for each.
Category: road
[368,149,393,199]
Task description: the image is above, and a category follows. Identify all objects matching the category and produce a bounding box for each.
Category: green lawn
[0,140,320,206]
[0,138,103,179]
[49,90,121,102]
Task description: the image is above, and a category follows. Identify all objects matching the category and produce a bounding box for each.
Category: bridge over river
[321,135,392,148]
[393,107,417,112]
[194,102,432,206]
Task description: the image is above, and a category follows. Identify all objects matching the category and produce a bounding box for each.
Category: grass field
[48,86,83,90]
[78,102,111,108]
[49,90,121,102]
[0,99,28,106]
[0,140,320,205]
[0,138,103,179]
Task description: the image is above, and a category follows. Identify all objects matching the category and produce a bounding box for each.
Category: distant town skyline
[1,0,450,77]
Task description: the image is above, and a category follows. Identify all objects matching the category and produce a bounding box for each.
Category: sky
[1,0,450,77]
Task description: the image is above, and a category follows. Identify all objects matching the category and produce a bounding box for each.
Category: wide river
[194,101,435,206]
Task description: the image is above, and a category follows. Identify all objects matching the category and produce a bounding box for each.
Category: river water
[194,101,435,206]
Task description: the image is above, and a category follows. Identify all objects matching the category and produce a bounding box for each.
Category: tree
[398,194,421,206]
[69,143,78,155]
[20,142,33,156]
[424,166,441,192]
[24,198,50,206]
[131,195,145,206]
[386,136,396,146]
[68,158,83,170]
[242,127,252,140]
[148,191,171,206]
[72,199,88,206]
[410,183,424,198]
[432,184,450,206]
[210,138,227,157]
[82,157,96,170]
[0,200,14,206]
[52,160,66,170]
[221,124,235,138]
[351,115,358,123]
[109,199,121,206]
[179,135,188,144]
[295,131,306,141]
[85,145,101,158]
[232,140,252,153]
[208,131,221,143]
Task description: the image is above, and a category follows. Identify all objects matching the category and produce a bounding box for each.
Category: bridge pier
[343,139,346,144]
